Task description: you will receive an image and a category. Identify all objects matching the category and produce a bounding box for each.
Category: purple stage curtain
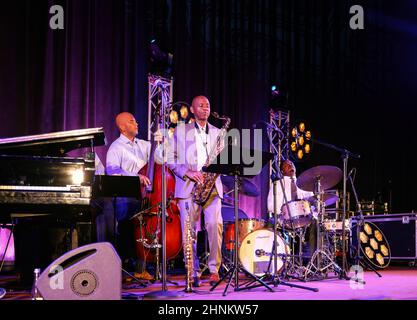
[0,0,148,165]
[1,0,417,214]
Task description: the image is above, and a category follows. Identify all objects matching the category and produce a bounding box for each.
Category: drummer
[267,159,316,258]
[267,159,313,214]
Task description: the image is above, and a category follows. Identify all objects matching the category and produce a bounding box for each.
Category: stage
[1,266,416,300]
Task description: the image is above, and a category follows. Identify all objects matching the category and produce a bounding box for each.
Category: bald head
[115,112,138,141]
[190,96,210,126]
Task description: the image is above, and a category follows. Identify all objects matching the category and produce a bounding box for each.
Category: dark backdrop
[1,0,417,217]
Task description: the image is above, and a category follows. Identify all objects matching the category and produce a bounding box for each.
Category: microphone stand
[144,100,184,299]
[265,171,318,292]
[348,173,381,279]
[312,138,360,278]
[250,123,317,292]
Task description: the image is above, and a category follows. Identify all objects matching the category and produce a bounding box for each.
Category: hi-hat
[221,176,260,197]
[297,165,342,192]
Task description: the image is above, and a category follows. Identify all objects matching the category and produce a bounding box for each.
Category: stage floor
[1,266,417,300]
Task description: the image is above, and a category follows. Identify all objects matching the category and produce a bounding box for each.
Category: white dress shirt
[195,123,210,171]
[267,176,313,214]
[106,134,163,176]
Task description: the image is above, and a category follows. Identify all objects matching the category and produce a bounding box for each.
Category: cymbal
[221,176,260,197]
[297,165,342,192]
[307,193,339,207]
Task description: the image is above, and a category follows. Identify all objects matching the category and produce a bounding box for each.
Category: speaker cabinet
[351,213,417,260]
[36,242,121,300]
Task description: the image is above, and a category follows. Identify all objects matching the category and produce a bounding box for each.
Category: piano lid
[0,127,106,156]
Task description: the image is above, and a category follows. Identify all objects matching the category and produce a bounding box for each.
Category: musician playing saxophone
[167,96,224,287]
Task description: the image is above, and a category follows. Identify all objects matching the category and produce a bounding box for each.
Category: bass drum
[238,229,289,276]
[224,218,266,251]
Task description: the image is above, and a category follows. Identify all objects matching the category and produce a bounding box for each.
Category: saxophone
[192,112,231,205]
[184,202,194,293]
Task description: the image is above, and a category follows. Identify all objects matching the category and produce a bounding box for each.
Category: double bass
[134,104,182,263]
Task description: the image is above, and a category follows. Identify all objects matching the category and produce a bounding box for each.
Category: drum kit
[220,165,350,283]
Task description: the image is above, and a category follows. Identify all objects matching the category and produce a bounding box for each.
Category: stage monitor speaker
[36,242,121,300]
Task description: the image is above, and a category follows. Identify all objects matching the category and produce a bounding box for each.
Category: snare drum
[224,218,266,251]
[281,200,312,229]
[239,229,289,276]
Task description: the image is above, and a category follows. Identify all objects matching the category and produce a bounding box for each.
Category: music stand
[93,175,141,240]
[93,175,147,287]
[206,145,274,296]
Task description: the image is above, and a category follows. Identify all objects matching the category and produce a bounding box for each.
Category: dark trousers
[93,197,141,265]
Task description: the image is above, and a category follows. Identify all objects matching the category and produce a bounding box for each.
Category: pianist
[98,112,162,279]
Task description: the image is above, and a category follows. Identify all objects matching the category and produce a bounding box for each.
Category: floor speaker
[36,242,121,300]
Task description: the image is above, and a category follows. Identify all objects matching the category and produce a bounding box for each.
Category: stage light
[291,128,297,138]
[364,223,372,235]
[356,221,391,269]
[168,102,192,134]
[180,105,189,119]
[374,230,383,242]
[289,121,312,161]
[380,245,389,256]
[370,238,379,250]
[149,40,173,77]
[359,232,368,244]
[376,254,384,266]
[169,110,178,124]
[365,247,374,259]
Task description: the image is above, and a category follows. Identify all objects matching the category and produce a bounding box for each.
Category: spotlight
[168,103,193,133]
[269,84,288,109]
[169,110,178,124]
[180,105,189,120]
[271,85,280,96]
[149,40,173,77]
[289,121,312,161]
[356,221,391,269]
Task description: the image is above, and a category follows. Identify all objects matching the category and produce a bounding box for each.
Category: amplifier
[351,213,417,260]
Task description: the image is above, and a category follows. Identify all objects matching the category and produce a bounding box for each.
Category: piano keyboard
[0,185,73,192]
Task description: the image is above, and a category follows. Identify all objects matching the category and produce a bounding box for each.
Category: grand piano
[0,128,106,284]
[0,127,106,215]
